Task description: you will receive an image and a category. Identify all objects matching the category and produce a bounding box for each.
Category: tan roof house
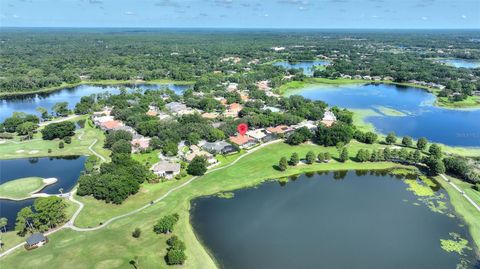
[151,161,181,179]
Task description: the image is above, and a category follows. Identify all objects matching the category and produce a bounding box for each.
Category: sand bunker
[29,150,39,154]
[15,150,25,153]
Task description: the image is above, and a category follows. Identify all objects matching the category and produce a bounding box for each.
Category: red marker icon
[237,123,248,136]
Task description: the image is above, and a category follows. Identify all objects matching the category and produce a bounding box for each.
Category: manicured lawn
[131,150,160,167]
[0,177,45,199]
[436,175,480,250]
[0,116,110,161]
[0,141,410,268]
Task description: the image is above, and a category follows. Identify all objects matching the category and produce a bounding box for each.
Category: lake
[273,60,330,76]
[0,156,86,230]
[287,83,480,147]
[0,83,191,122]
[435,59,480,69]
[191,171,479,269]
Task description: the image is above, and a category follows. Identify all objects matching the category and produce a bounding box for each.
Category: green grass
[131,150,160,167]
[0,141,409,268]
[437,175,480,250]
[0,177,46,200]
[0,116,110,161]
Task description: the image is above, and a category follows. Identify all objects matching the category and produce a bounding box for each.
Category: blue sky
[1,0,479,28]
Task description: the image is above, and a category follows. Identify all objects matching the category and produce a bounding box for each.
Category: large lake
[0,156,86,230]
[0,83,191,122]
[287,83,480,147]
[273,60,330,76]
[435,59,480,69]
[191,171,479,269]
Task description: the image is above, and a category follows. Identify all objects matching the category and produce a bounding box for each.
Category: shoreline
[0,177,58,201]
[278,78,480,110]
[187,167,480,267]
[0,79,195,98]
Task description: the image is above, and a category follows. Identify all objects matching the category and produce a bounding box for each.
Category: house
[372,76,382,81]
[202,141,237,155]
[185,145,217,165]
[272,46,285,51]
[25,233,48,250]
[294,120,317,131]
[266,125,294,136]
[354,75,362,80]
[151,161,181,179]
[256,80,271,91]
[246,129,267,140]
[131,137,151,153]
[320,110,337,127]
[92,107,112,117]
[227,83,238,92]
[229,134,257,148]
[165,102,193,115]
[473,91,480,96]
[224,103,243,118]
[112,125,136,135]
[383,76,394,81]
[202,112,219,120]
[363,75,372,80]
[262,133,278,142]
[100,120,124,131]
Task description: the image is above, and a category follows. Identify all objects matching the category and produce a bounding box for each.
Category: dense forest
[1,29,479,99]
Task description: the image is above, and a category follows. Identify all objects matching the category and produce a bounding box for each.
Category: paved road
[439,174,480,212]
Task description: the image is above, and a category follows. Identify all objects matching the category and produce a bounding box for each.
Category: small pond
[273,60,330,76]
[435,59,480,69]
[287,83,480,147]
[0,83,191,122]
[0,156,86,230]
[191,171,479,269]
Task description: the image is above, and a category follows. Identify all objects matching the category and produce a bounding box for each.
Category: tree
[52,102,70,117]
[324,152,331,162]
[41,121,75,140]
[428,144,442,159]
[166,249,187,265]
[317,153,325,163]
[153,214,179,234]
[339,148,349,162]
[105,130,133,148]
[36,107,49,120]
[187,156,208,176]
[16,121,37,136]
[132,228,141,238]
[289,153,299,166]
[111,139,132,154]
[0,217,7,233]
[385,132,397,145]
[316,122,354,146]
[413,150,421,164]
[15,206,34,235]
[162,141,179,157]
[402,136,413,147]
[424,156,445,175]
[306,151,315,164]
[59,141,64,149]
[167,235,186,251]
[286,127,312,145]
[278,157,288,171]
[417,137,428,151]
[356,149,370,162]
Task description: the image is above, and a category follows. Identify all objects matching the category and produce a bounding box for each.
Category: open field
[0,177,50,200]
[0,116,110,161]
[0,141,410,268]
[0,79,195,97]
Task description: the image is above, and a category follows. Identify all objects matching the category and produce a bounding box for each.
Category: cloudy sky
[1,0,478,28]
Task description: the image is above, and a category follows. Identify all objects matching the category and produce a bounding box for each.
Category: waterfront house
[246,128,267,140]
[320,111,337,127]
[229,134,257,148]
[185,145,217,165]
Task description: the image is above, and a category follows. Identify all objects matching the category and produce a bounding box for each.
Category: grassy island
[0,177,55,200]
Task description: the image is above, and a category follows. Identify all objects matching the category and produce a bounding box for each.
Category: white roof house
[246,129,267,140]
[151,161,181,179]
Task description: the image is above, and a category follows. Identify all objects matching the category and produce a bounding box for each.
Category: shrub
[59,141,65,149]
[187,156,208,176]
[278,157,288,171]
[64,136,72,144]
[305,151,315,164]
[153,214,179,234]
[289,153,299,166]
[166,249,186,265]
[132,228,141,238]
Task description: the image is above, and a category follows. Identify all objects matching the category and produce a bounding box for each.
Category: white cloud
[461,15,467,19]
[124,11,135,16]
[264,13,269,17]
[421,16,428,20]
[12,14,19,18]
